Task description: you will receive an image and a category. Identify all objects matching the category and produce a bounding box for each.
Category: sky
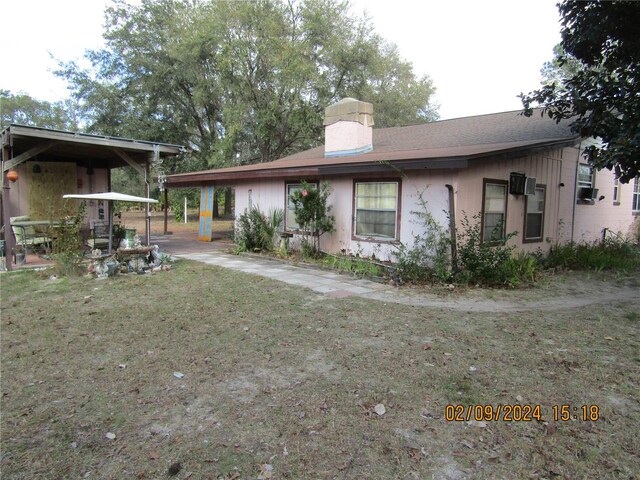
[0,0,561,120]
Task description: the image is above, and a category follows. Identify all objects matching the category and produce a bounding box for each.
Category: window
[633,177,640,213]
[613,176,620,205]
[354,181,399,240]
[578,164,594,188]
[285,182,317,231]
[524,186,545,242]
[482,180,508,242]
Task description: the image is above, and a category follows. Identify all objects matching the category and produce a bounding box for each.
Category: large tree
[57,0,437,171]
[521,0,640,183]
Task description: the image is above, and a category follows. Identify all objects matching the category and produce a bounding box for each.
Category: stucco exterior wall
[559,145,638,242]
[232,171,453,262]
[228,146,638,261]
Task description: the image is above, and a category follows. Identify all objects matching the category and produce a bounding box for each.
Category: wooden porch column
[198,184,215,242]
[144,160,151,246]
[2,143,15,271]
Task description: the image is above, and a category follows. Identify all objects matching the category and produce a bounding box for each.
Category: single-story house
[1,124,185,270]
[166,98,639,261]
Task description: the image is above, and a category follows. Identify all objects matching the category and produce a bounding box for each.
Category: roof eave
[2,124,186,155]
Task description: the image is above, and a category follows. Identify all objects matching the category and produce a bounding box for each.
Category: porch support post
[198,184,215,242]
[164,188,169,235]
[145,160,151,246]
[2,144,14,271]
[0,138,14,271]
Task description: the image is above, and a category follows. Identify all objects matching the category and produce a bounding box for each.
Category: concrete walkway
[172,248,640,313]
[174,250,391,298]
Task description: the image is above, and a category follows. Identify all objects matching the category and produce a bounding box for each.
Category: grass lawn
[1,262,639,479]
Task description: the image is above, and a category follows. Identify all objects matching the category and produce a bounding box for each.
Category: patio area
[2,211,235,271]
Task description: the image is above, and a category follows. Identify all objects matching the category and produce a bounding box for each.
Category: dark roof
[167,109,579,186]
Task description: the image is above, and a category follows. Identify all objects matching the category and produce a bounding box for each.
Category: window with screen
[524,186,545,242]
[482,180,508,242]
[354,181,399,240]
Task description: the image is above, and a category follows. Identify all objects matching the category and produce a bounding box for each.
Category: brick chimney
[323,98,374,157]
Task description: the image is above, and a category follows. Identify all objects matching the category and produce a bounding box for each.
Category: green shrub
[454,213,521,286]
[392,190,452,283]
[544,237,640,272]
[234,206,283,253]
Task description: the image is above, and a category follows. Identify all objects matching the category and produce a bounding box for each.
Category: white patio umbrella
[63,192,159,253]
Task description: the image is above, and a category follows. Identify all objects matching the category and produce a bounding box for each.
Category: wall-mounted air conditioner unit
[525,177,537,196]
[577,187,599,200]
[509,172,526,195]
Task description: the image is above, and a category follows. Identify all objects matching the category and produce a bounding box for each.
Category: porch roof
[1,124,186,172]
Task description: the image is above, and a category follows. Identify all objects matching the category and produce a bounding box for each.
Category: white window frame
[482,179,508,243]
[524,185,545,242]
[633,177,640,213]
[285,182,317,232]
[353,180,400,241]
[578,164,594,188]
[613,176,620,205]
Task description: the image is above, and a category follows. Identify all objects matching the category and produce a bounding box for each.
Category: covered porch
[1,124,185,271]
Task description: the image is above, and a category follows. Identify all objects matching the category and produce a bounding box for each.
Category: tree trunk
[224,188,233,215]
[213,190,219,218]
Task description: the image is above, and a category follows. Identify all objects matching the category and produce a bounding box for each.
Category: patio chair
[86,220,111,251]
[10,216,52,256]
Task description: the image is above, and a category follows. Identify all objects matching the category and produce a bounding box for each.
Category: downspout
[570,142,582,243]
[445,184,457,272]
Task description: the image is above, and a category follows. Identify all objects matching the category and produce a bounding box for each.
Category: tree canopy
[0,90,79,131]
[521,0,640,183]
[56,0,438,173]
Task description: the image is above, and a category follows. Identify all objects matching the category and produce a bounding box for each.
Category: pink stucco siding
[227,144,638,261]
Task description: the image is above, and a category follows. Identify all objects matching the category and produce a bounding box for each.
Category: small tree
[51,201,87,276]
[289,181,335,257]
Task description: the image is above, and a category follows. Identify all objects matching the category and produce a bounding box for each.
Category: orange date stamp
[445,404,600,422]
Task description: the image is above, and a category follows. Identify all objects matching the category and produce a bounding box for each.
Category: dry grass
[1,263,639,479]
[120,210,234,236]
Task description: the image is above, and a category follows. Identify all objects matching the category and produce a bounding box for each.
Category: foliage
[289,181,335,257]
[0,90,80,130]
[234,206,284,253]
[321,253,386,278]
[544,237,640,272]
[454,213,527,287]
[112,224,127,248]
[56,0,438,169]
[50,202,87,277]
[393,190,451,283]
[520,0,640,182]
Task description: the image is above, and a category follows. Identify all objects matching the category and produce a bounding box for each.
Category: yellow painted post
[198,184,215,241]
